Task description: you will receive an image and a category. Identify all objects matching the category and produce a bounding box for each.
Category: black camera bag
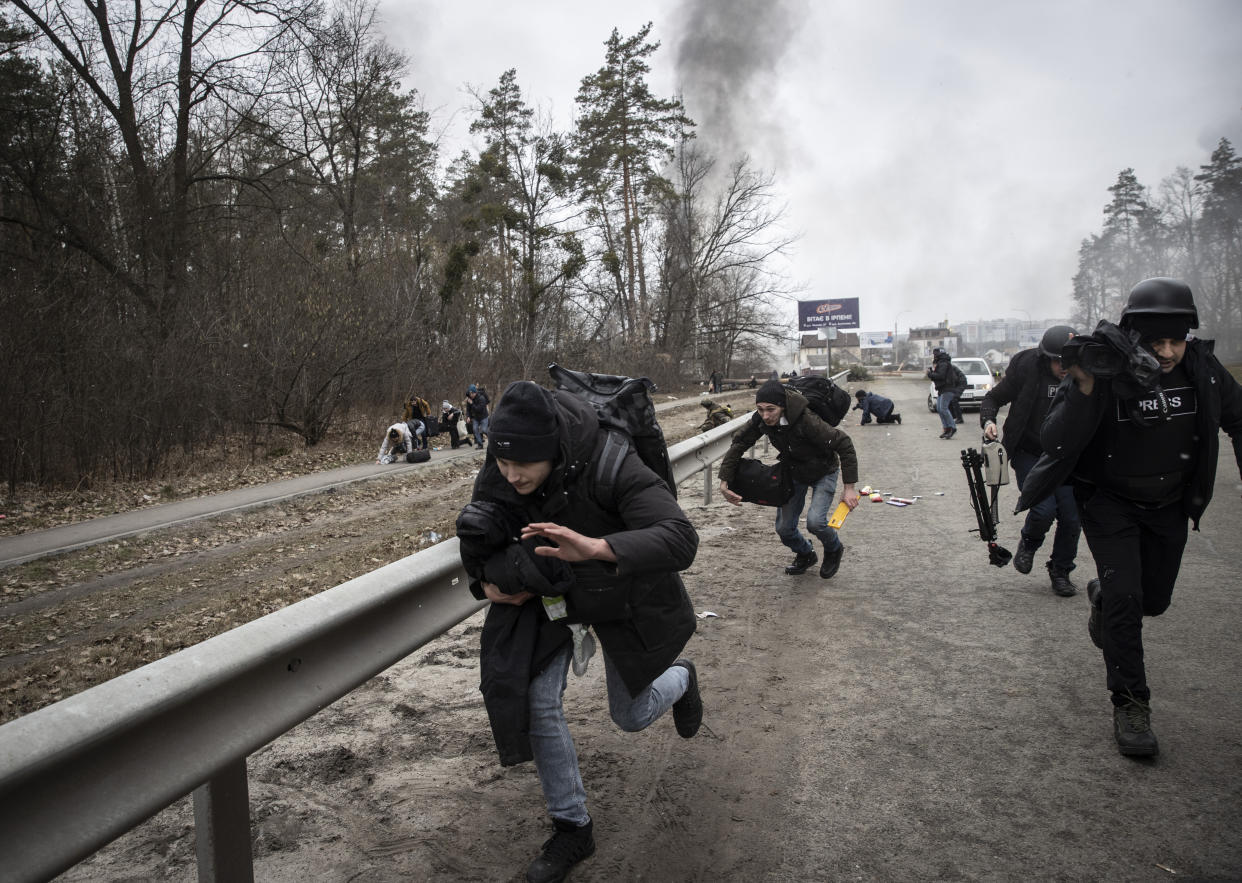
[727,458,794,506]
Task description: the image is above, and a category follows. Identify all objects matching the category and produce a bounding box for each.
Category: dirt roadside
[0,390,757,722]
[10,378,1242,882]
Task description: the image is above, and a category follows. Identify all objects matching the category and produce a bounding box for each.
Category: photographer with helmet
[1019,279,1242,757]
[980,325,1081,597]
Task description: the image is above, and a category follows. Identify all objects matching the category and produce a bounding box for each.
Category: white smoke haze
[387,0,1242,335]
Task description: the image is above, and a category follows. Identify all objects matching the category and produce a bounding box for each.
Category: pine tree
[1194,138,1242,344]
[574,23,693,349]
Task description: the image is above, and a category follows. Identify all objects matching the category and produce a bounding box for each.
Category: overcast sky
[383,0,1242,335]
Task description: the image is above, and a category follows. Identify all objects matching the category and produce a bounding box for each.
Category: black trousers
[1076,487,1187,705]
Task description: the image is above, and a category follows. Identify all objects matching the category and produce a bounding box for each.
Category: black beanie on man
[487,381,561,462]
[756,379,786,407]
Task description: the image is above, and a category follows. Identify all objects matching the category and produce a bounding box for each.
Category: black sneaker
[1087,578,1103,649]
[819,544,844,579]
[1048,566,1077,597]
[1012,538,1035,574]
[943,427,957,440]
[671,659,702,738]
[784,550,818,575]
[955,417,964,425]
[894,413,902,424]
[1113,699,1159,757]
[527,818,596,883]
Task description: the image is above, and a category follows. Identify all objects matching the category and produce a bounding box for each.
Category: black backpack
[548,363,677,498]
[785,374,851,427]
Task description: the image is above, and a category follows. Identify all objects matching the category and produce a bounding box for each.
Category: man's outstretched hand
[521,522,617,563]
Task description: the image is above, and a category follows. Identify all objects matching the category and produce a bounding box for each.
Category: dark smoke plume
[672,0,807,167]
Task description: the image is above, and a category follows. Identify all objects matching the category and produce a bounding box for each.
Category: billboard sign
[859,330,894,349]
[1018,328,1042,349]
[798,297,860,330]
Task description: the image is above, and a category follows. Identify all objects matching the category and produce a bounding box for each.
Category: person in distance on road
[1018,279,1242,758]
[717,379,860,579]
[852,388,901,425]
[927,349,965,438]
[465,383,491,448]
[698,398,734,433]
[979,325,1082,597]
[440,400,466,449]
[376,423,413,464]
[456,380,702,883]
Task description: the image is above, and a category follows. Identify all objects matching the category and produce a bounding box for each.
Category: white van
[926,357,995,411]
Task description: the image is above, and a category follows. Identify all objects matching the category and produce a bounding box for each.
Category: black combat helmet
[1119,278,1199,329]
[1038,325,1076,358]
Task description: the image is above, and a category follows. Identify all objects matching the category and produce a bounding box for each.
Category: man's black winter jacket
[979,348,1060,457]
[461,386,698,730]
[1017,338,1242,530]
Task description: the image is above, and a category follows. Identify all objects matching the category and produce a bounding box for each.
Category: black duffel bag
[727,458,793,506]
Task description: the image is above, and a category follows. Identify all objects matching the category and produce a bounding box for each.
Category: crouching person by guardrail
[456,380,703,883]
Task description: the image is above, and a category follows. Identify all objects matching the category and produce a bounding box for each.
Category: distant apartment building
[957,317,1073,348]
[908,322,959,359]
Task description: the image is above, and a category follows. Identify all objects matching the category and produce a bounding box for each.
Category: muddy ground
[5,378,1242,881]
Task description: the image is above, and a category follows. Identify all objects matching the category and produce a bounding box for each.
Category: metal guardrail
[0,413,749,883]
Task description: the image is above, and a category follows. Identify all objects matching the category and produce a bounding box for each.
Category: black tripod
[961,447,1012,568]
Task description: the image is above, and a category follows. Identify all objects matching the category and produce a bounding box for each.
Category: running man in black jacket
[979,326,1081,596]
[1018,279,1242,757]
[458,381,702,881]
[718,380,860,579]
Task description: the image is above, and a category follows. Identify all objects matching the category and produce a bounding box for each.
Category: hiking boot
[819,544,844,579]
[1048,565,1077,597]
[784,550,818,575]
[671,659,702,738]
[1113,699,1159,757]
[894,413,902,424]
[527,818,595,883]
[1087,578,1103,649]
[1012,538,1035,574]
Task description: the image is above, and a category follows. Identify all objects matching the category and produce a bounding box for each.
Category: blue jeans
[528,644,689,825]
[472,415,489,447]
[936,391,956,430]
[1011,448,1081,573]
[775,470,843,556]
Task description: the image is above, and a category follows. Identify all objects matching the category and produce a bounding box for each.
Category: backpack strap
[594,429,630,505]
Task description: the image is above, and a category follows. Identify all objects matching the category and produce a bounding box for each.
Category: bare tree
[656,139,798,379]
[7,0,319,327]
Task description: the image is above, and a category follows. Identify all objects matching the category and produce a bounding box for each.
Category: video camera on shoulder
[1059,320,1161,390]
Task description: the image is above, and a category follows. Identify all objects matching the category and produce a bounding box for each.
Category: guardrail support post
[193,758,254,883]
[703,463,713,505]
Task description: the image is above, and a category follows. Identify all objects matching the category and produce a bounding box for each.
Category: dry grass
[0,411,381,537]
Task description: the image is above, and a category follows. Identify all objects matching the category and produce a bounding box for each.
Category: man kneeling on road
[457,380,703,882]
[853,389,901,425]
[717,379,860,579]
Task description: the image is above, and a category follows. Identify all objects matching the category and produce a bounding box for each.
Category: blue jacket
[853,392,894,423]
